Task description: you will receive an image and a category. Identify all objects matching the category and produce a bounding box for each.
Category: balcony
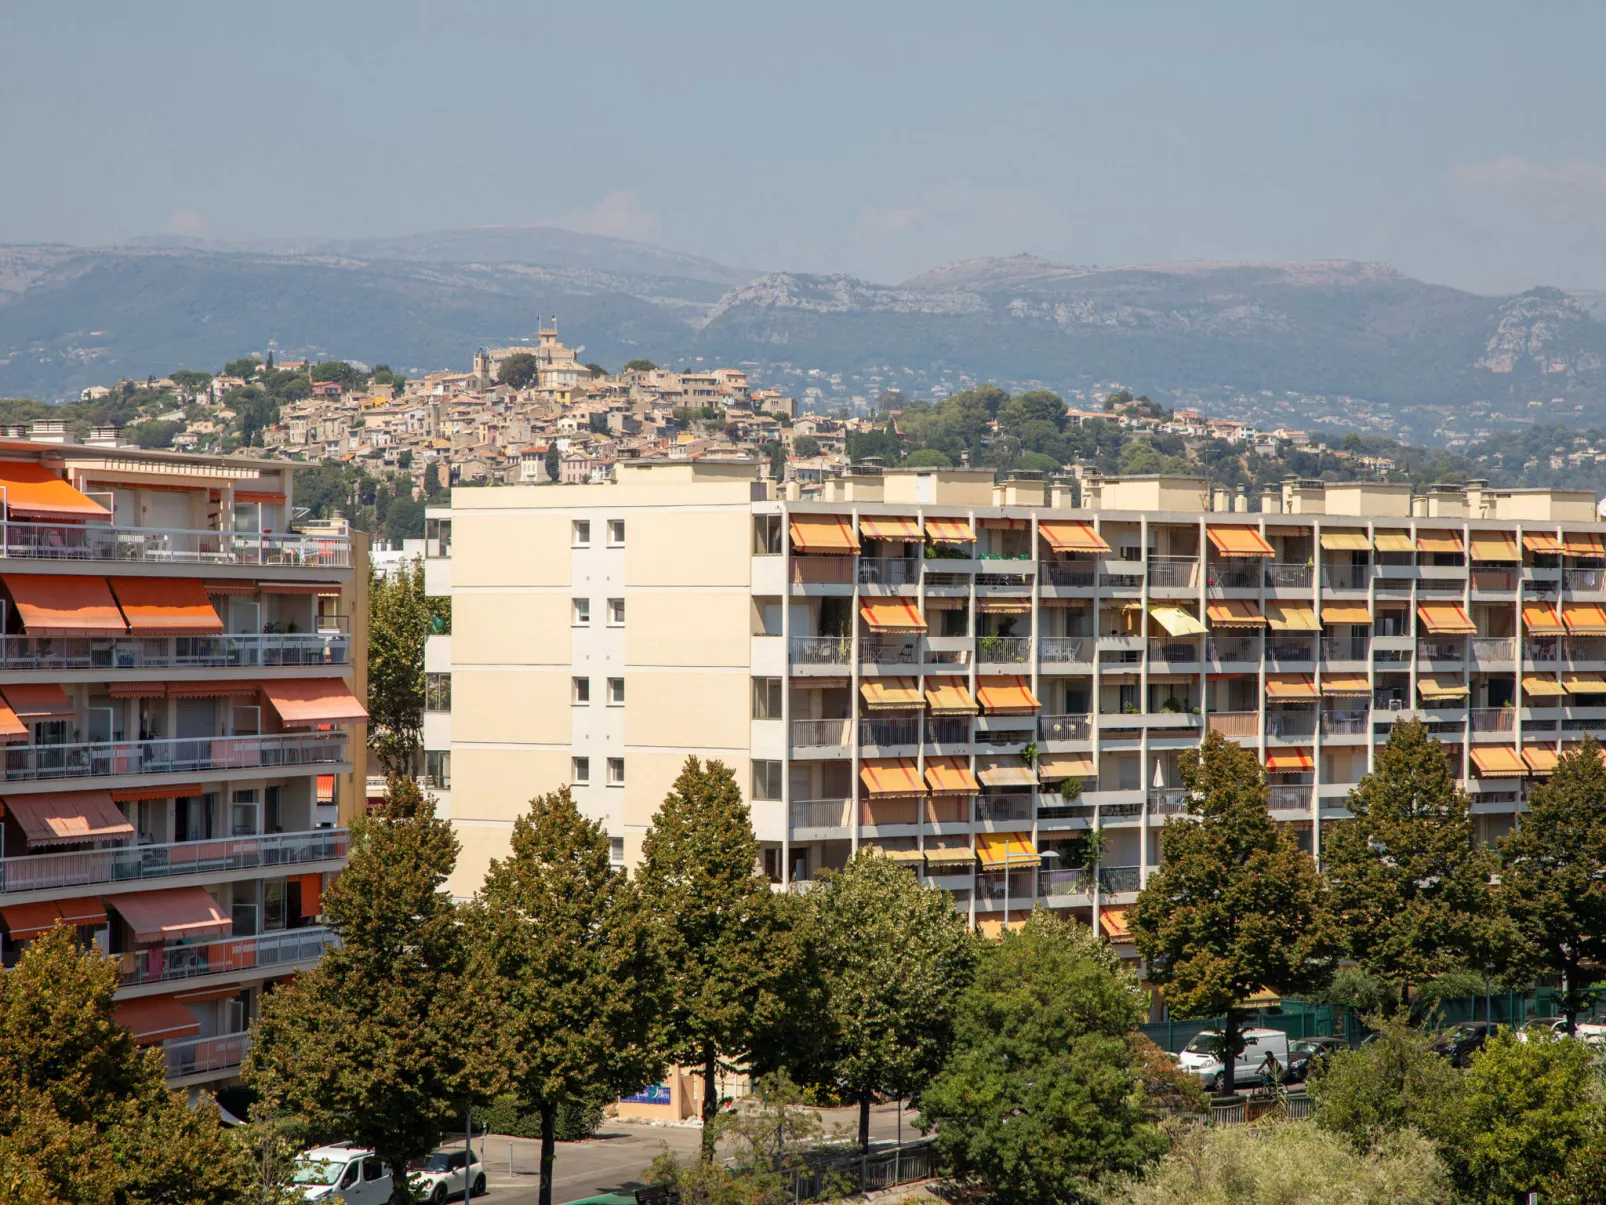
[1323,564,1370,591]
[1097,865,1141,894]
[1269,786,1312,811]
[1147,557,1199,589]
[1321,635,1369,663]
[1470,708,1516,734]
[0,731,347,787]
[1039,636,1093,665]
[1565,638,1606,665]
[0,632,351,672]
[0,827,348,895]
[861,641,919,667]
[1099,569,1144,590]
[1265,711,1317,739]
[790,635,852,667]
[977,870,1036,904]
[792,718,852,748]
[1148,639,1199,666]
[120,926,337,990]
[1040,713,1091,741]
[1206,562,1261,590]
[857,557,920,589]
[976,636,1030,665]
[1267,639,1315,665]
[1147,788,1192,816]
[1206,635,1260,663]
[1043,562,1095,588]
[1471,569,1516,593]
[1038,868,1091,898]
[164,1032,249,1082]
[789,799,850,831]
[0,522,350,568]
[1470,637,1516,663]
[974,795,1033,823]
[1207,711,1259,738]
[1524,638,1560,664]
[790,558,854,585]
[1565,568,1605,592]
[926,717,971,744]
[1265,562,1313,590]
[858,716,918,748]
[1320,710,1370,736]
[1417,640,1465,663]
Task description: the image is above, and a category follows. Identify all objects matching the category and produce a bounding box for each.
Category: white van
[1176,1027,1292,1091]
[293,1145,393,1204]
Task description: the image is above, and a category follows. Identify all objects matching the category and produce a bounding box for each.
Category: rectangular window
[573,677,591,705]
[573,598,591,626]
[753,513,782,555]
[424,750,452,788]
[607,757,625,786]
[763,848,782,883]
[607,677,624,705]
[264,879,287,932]
[229,789,258,837]
[752,677,783,720]
[572,519,591,547]
[608,598,625,626]
[610,836,625,867]
[608,519,626,546]
[751,759,782,801]
[572,756,590,785]
[425,672,452,711]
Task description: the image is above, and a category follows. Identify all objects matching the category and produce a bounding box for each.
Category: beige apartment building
[0,441,365,1093]
[426,462,1606,946]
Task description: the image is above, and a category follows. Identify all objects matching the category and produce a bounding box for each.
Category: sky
[3,1,1605,294]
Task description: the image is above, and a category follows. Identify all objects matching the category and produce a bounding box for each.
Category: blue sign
[621,1084,671,1105]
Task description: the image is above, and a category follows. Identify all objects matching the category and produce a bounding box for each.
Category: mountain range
[3,226,1605,442]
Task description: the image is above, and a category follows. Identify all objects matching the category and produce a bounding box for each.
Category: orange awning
[1,574,126,636]
[3,790,132,848]
[924,517,975,543]
[1207,599,1265,628]
[1265,748,1314,771]
[1562,603,1606,636]
[1523,532,1563,555]
[1266,602,1320,632]
[114,996,200,1046]
[860,678,922,711]
[1418,676,1469,700]
[1522,603,1564,633]
[0,462,110,521]
[108,577,224,636]
[977,759,1037,787]
[1099,906,1132,939]
[924,756,981,795]
[261,678,368,725]
[1207,526,1274,557]
[1,682,73,720]
[3,894,110,940]
[1564,532,1605,558]
[1265,675,1318,699]
[1469,531,1519,561]
[975,676,1040,715]
[1321,674,1371,695]
[859,598,927,633]
[859,758,925,798]
[1523,746,1559,775]
[789,514,860,555]
[857,515,921,541]
[1373,531,1414,553]
[111,784,204,803]
[1039,752,1094,778]
[299,872,323,918]
[977,832,1038,868]
[1416,530,1463,554]
[110,886,232,944]
[1523,675,1565,698]
[234,490,285,504]
[1470,746,1526,778]
[1321,602,1372,625]
[924,678,978,716]
[1039,520,1110,554]
[202,580,258,596]
[0,701,26,742]
[108,682,166,699]
[1417,603,1476,635]
[166,680,258,697]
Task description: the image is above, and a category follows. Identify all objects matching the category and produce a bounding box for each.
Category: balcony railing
[1266,562,1313,589]
[120,926,337,989]
[977,871,1036,901]
[0,731,347,786]
[1,523,349,568]
[790,635,852,666]
[974,795,1033,822]
[789,799,850,830]
[926,717,970,744]
[857,557,920,588]
[861,641,918,666]
[0,827,348,895]
[1206,636,1260,662]
[1320,710,1370,736]
[1265,711,1317,739]
[1417,640,1464,662]
[1267,639,1315,664]
[1470,708,1516,733]
[1148,639,1199,665]
[1038,868,1091,898]
[1322,563,1370,590]
[0,632,350,671]
[164,1032,249,1080]
[1039,636,1092,664]
[790,557,854,585]
[1039,713,1091,741]
[1043,562,1095,588]
[1565,568,1605,592]
[1147,557,1199,588]
[859,717,918,747]
[1320,636,1369,662]
[1471,569,1516,593]
[792,718,852,748]
[1147,788,1192,815]
[1470,637,1516,663]
[1565,638,1606,664]
[1099,570,1144,590]
[1098,865,1141,894]
[1525,638,1559,664]
[1207,711,1259,737]
[1269,786,1312,810]
[976,636,1030,664]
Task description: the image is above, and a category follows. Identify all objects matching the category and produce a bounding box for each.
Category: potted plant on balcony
[1020,740,1039,769]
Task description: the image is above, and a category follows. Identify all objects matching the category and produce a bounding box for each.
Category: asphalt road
[462,1103,919,1205]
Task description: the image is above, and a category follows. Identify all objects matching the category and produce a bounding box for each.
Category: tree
[309,360,367,392]
[1322,720,1510,1010]
[1129,731,1335,1092]
[1497,738,1606,1032]
[224,356,261,379]
[918,912,1165,1205]
[544,446,560,482]
[791,434,820,459]
[248,777,500,1200]
[901,447,952,468]
[367,558,429,775]
[635,757,795,1159]
[384,496,425,544]
[422,460,443,499]
[472,788,662,1205]
[170,369,213,394]
[497,353,539,390]
[585,362,607,377]
[801,852,978,1151]
[1310,1012,1464,1154]
[0,927,256,1203]
[623,359,658,372]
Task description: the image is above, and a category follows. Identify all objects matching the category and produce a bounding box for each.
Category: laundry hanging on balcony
[1206,599,1265,627]
[261,678,368,725]
[1319,530,1371,551]
[1,789,134,848]
[1038,520,1110,553]
[1521,603,1564,633]
[1468,531,1519,561]
[859,598,927,633]
[857,515,921,541]
[1470,746,1526,777]
[113,996,202,1046]
[0,462,110,522]
[1206,526,1275,557]
[787,514,859,555]
[859,678,922,711]
[1148,605,1207,636]
[923,677,978,715]
[109,577,224,636]
[1,574,127,636]
[1416,603,1476,635]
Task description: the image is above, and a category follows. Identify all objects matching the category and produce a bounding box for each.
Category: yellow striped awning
[1522,675,1566,697]
[1416,530,1464,554]
[1207,526,1274,557]
[1321,674,1371,695]
[858,515,922,541]
[1522,603,1564,633]
[860,598,927,633]
[1562,602,1606,636]
[1321,601,1372,624]
[1149,605,1207,636]
[976,598,1031,614]
[977,832,1039,868]
[924,756,981,796]
[975,676,1040,715]
[1373,531,1414,553]
[789,513,860,554]
[977,759,1036,787]
[1523,746,1559,775]
[1265,748,1314,771]
[1564,532,1605,557]
[1417,676,1470,699]
[924,677,979,716]
[859,758,925,797]
[1469,531,1519,561]
[1563,672,1606,693]
[1320,530,1371,551]
[1039,520,1110,553]
[1100,907,1133,938]
[860,678,922,711]
[1207,599,1265,627]
[1523,532,1563,555]
[1265,674,1318,699]
[1417,603,1476,635]
[1038,753,1094,778]
[1470,746,1526,777]
[1266,601,1320,632]
[925,517,975,543]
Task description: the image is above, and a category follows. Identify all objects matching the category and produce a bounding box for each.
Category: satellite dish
[1597,496,1606,521]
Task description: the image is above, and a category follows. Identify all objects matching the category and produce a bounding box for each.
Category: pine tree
[472,788,663,1205]
[800,851,978,1151]
[635,757,795,1159]
[1129,731,1335,1092]
[1498,738,1606,1033]
[1323,719,1512,1011]
[248,777,501,1197]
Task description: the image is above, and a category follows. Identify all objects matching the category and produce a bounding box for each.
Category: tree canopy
[497,353,538,390]
[367,558,429,775]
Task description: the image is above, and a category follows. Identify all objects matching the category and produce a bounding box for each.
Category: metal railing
[1147,557,1199,588]
[1044,562,1096,587]
[1470,708,1516,733]
[1,522,350,568]
[976,636,1030,664]
[1098,865,1141,893]
[1206,636,1260,662]
[926,717,970,744]
[0,731,347,786]
[1269,786,1312,810]
[0,827,348,895]
[1525,638,1560,663]
[858,717,918,747]
[789,635,852,666]
[1040,713,1091,741]
[1417,640,1464,662]
[785,1139,937,1201]
[1320,710,1370,736]
[792,718,852,748]
[1323,563,1370,590]
[975,795,1033,822]
[1266,562,1313,589]
[1266,712,1317,738]
[857,557,920,587]
[1470,637,1516,663]
[1207,711,1259,737]
[0,632,350,671]
[120,926,337,988]
[1147,788,1192,815]
[861,641,918,665]
[1267,640,1315,664]
[1207,563,1261,590]
[1565,568,1605,591]
[977,871,1035,901]
[1148,639,1199,665]
[790,557,854,584]
[1565,638,1606,664]
[1099,571,1144,590]
[164,1032,249,1080]
[1320,636,1369,662]
[789,799,850,830]
[1039,636,1092,664]
[1038,868,1091,898]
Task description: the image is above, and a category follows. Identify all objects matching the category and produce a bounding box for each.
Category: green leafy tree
[384,496,425,544]
[0,927,256,1203]
[791,434,820,459]
[544,445,560,482]
[901,448,952,468]
[635,757,795,1159]
[623,359,658,372]
[367,558,430,774]
[918,912,1164,1205]
[497,352,539,389]
[170,369,213,394]
[248,777,501,1200]
[1322,720,1511,1010]
[1546,1135,1606,1205]
[1310,1011,1464,1154]
[224,356,262,379]
[1129,731,1335,1092]
[309,360,368,391]
[585,362,607,377]
[1497,738,1606,1032]
[472,788,663,1205]
[802,852,978,1150]
[422,460,444,498]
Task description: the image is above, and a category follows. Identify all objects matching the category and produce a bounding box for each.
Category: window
[264,879,287,932]
[607,757,625,786]
[607,677,624,705]
[608,519,626,546]
[362,1157,386,1183]
[572,519,591,547]
[763,848,782,883]
[610,836,625,867]
[339,1163,360,1191]
[572,756,591,784]
[752,677,783,719]
[573,677,591,705]
[608,598,625,626]
[424,750,451,788]
[229,790,258,837]
[425,672,452,711]
[751,759,782,801]
[573,598,591,626]
[753,513,782,554]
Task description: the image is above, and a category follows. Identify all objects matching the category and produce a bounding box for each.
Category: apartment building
[0,444,366,1092]
[426,462,1606,947]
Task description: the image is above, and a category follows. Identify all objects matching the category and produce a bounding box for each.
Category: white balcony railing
[120,926,337,989]
[1470,637,1516,663]
[1148,639,1199,665]
[857,557,921,588]
[164,1032,249,1080]
[1320,710,1370,736]
[0,731,347,786]
[790,635,853,666]
[977,636,1030,664]
[2,522,349,568]
[0,632,350,671]
[1039,713,1091,741]
[788,799,850,830]
[0,827,348,895]
[1206,636,1260,662]
[1146,557,1199,588]
[1265,563,1313,589]
[1039,636,1092,664]
[791,718,852,748]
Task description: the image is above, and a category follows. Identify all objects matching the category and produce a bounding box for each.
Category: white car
[409,1149,486,1204]
[1176,1027,1292,1091]
[292,1145,393,1204]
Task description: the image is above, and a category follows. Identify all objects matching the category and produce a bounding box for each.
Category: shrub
[471,1095,604,1141]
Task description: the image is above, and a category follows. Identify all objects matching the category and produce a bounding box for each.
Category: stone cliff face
[1477,287,1606,377]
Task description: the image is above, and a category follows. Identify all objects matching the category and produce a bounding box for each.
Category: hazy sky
[4,1,1605,293]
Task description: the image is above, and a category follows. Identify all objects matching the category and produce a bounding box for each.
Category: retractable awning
[865,846,924,863]
[1149,605,1207,636]
[789,514,859,555]
[1372,531,1414,553]
[112,784,204,803]
[1,682,72,721]
[166,680,258,697]
[1038,753,1094,779]
[1266,601,1320,632]
[257,582,341,596]
[860,678,922,711]
[1100,907,1132,939]
[859,598,926,633]
[261,678,368,725]
[2,574,126,636]
[1319,530,1371,551]
[1562,603,1606,635]
[857,515,921,541]
[109,886,232,944]
[108,577,224,636]
[1522,603,1564,633]
[0,701,26,742]
[1207,526,1274,557]
[924,517,975,543]
[976,598,1031,614]
[1321,674,1371,695]
[1563,672,1606,693]
[1418,676,1470,699]
[1416,530,1463,554]
[108,682,166,699]
[1523,747,1559,775]
[0,462,110,521]
[1321,602,1372,625]
[977,833,1038,868]
[1,896,107,940]
[1564,532,1605,557]
[1207,599,1265,627]
[1265,748,1314,771]
[924,757,980,796]
[1265,675,1318,700]
[114,996,200,1046]
[1039,520,1109,553]
[977,759,1036,787]
[1417,603,1476,635]
[975,676,1040,714]
[859,758,925,798]
[1470,746,1526,777]
[1523,675,1565,697]
[1523,532,1563,555]
[1469,531,1520,561]
[2,789,132,849]
[924,678,978,715]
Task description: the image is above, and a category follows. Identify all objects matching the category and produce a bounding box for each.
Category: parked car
[1431,1022,1496,1067]
[1177,1028,1292,1091]
[1265,1036,1347,1085]
[1515,1017,1568,1042]
[293,1146,392,1204]
[409,1149,486,1204]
